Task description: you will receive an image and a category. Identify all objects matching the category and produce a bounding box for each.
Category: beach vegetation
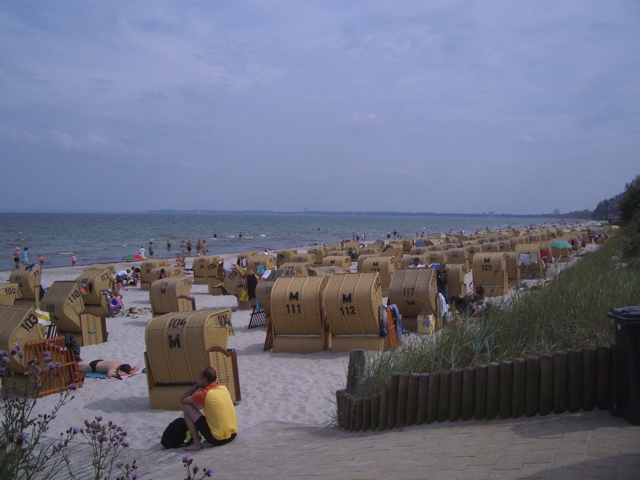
[351,225,640,398]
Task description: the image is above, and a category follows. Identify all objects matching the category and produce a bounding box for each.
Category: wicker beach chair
[325,273,401,353]
[149,277,195,317]
[40,281,107,346]
[9,265,42,309]
[144,309,240,409]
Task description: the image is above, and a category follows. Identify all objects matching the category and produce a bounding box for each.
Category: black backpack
[161,417,191,449]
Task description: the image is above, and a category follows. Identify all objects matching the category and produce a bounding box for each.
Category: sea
[1,212,562,270]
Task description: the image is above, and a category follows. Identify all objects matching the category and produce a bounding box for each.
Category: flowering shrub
[1,345,214,479]
[0,346,77,480]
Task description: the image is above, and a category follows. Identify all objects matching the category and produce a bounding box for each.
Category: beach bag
[161,417,191,449]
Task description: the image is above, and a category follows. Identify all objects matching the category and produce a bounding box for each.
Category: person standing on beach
[71,253,77,266]
[436,263,449,304]
[12,248,20,269]
[187,240,192,256]
[149,242,154,258]
[38,255,45,266]
[202,240,208,255]
[180,367,238,451]
[139,246,146,257]
[20,247,28,265]
[167,240,172,250]
[180,241,186,256]
[196,239,202,256]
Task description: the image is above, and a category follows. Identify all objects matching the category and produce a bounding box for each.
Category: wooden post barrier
[438,370,451,423]
[461,367,475,421]
[406,373,420,426]
[553,351,568,414]
[427,373,440,424]
[337,346,614,431]
[512,358,526,418]
[582,346,597,411]
[539,354,554,416]
[416,373,429,425]
[499,361,513,419]
[596,344,611,411]
[525,356,540,417]
[474,365,488,420]
[568,348,583,412]
[486,363,500,420]
[449,368,463,422]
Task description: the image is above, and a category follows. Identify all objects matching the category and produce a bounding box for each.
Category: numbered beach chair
[144,309,240,409]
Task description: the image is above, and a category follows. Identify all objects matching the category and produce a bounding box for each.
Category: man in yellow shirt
[180,367,238,451]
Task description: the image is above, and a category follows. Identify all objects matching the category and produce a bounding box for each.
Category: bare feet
[183,444,202,451]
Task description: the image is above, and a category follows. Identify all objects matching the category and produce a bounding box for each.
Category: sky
[1,1,639,215]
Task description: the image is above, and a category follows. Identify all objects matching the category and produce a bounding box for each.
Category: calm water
[1,212,559,269]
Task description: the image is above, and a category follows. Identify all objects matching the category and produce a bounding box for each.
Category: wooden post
[461,367,475,421]
[512,358,526,418]
[596,344,611,411]
[346,349,366,394]
[449,368,463,422]
[355,398,363,432]
[499,361,513,419]
[387,373,400,429]
[336,389,346,428]
[525,356,540,417]
[427,372,440,424]
[416,373,430,425]
[406,373,420,426]
[474,365,488,420]
[379,388,389,431]
[396,373,409,427]
[553,351,568,415]
[438,370,451,423]
[568,348,583,413]
[362,397,372,431]
[539,354,554,416]
[486,363,500,420]
[371,392,380,431]
[582,347,597,411]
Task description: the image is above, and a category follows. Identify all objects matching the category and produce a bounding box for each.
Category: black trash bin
[608,306,640,425]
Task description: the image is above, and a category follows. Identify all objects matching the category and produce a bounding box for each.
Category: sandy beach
[4,239,636,480]
[1,251,352,449]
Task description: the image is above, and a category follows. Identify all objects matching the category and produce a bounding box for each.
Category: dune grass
[354,231,640,398]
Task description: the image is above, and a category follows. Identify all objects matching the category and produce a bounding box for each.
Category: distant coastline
[146,209,591,219]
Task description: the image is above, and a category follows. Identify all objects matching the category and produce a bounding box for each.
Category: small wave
[260,234,266,237]
[58,252,73,255]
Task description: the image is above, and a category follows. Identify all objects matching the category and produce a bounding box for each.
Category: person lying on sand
[78,359,139,378]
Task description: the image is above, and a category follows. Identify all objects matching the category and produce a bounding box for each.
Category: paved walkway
[131,409,639,479]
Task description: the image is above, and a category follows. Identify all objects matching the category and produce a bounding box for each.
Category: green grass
[353,229,640,398]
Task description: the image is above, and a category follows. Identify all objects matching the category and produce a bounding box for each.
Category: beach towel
[85,371,145,380]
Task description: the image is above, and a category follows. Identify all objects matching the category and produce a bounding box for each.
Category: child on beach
[38,255,45,266]
[71,253,77,266]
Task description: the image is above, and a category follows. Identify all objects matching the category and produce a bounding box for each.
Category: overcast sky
[1,1,638,214]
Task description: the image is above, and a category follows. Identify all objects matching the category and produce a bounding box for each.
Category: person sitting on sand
[180,367,238,451]
[78,360,139,378]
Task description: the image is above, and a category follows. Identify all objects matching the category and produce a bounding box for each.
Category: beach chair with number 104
[144,309,240,410]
